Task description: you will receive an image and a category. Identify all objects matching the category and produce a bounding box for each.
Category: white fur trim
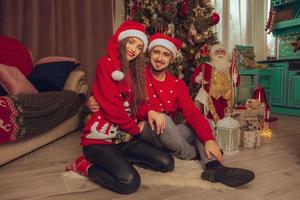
[111,70,124,81]
[148,38,177,58]
[233,72,238,85]
[118,30,148,52]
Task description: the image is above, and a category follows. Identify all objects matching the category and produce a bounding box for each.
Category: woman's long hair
[119,38,147,113]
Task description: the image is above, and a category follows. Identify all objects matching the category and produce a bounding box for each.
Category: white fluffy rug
[135,158,226,189]
[63,158,227,189]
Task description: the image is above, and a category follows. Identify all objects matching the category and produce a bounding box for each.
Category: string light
[261,127,272,138]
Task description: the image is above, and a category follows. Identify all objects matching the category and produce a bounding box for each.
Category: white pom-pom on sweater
[111,70,124,81]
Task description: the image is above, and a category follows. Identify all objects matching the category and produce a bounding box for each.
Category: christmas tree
[125,0,220,96]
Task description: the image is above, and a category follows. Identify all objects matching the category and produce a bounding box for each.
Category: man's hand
[148,111,166,135]
[138,121,145,133]
[87,96,100,112]
[204,140,224,164]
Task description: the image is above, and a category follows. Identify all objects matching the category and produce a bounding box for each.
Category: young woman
[66,21,173,194]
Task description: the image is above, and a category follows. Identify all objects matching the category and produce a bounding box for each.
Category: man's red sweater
[136,66,215,143]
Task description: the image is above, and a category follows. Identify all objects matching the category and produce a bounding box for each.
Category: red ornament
[200,44,209,57]
[211,12,220,25]
[252,85,269,108]
[252,85,270,120]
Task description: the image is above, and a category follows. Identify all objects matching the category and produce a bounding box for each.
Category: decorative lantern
[216,116,240,154]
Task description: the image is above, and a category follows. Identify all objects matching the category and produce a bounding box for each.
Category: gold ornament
[194,34,203,43]
[193,4,206,17]
[202,0,210,6]
[142,17,150,26]
[178,64,183,71]
[202,32,209,39]
[193,5,202,16]
[167,23,175,37]
[152,13,157,20]
[182,42,187,49]
[190,49,195,54]
[189,24,197,36]
[175,51,183,60]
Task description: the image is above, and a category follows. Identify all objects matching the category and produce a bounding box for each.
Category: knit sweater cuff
[127,125,141,135]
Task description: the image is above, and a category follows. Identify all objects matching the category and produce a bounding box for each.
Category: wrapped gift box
[234,99,265,130]
[240,130,261,148]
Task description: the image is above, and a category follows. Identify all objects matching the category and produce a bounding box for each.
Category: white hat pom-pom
[123,101,129,107]
[112,70,124,81]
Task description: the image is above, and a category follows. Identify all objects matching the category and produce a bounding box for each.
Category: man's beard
[150,65,166,73]
[150,61,168,73]
[209,56,231,72]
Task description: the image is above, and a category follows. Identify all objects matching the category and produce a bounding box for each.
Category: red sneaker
[66,156,91,177]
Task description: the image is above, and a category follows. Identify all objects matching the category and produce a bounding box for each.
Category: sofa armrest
[63,70,88,95]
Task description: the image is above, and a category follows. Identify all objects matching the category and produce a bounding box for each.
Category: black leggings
[82,138,174,194]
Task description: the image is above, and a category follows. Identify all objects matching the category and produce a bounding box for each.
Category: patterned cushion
[0,64,38,95]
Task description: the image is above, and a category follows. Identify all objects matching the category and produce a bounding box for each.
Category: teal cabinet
[237,61,300,116]
[268,63,287,106]
[288,71,300,108]
[267,61,300,116]
[237,69,272,105]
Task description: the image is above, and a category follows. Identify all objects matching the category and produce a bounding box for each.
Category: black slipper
[201,165,255,187]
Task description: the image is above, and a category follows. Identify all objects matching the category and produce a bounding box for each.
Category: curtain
[0,0,114,87]
[211,0,268,61]
[246,0,268,61]
[113,0,125,32]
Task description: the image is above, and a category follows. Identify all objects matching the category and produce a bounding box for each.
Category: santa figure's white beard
[209,56,231,73]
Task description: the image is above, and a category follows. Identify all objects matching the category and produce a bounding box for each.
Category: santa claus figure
[191,44,240,122]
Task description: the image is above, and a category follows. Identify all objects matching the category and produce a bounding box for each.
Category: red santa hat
[116,21,148,52]
[148,33,182,58]
[106,21,148,81]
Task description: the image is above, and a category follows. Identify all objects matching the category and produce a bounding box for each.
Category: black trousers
[83,138,174,194]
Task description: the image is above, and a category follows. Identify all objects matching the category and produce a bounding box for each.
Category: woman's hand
[87,96,100,112]
[148,111,166,135]
[204,140,224,164]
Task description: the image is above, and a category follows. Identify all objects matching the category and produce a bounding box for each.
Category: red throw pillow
[0,35,33,76]
[0,64,38,95]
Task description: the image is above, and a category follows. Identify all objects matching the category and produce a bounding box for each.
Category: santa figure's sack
[195,87,208,108]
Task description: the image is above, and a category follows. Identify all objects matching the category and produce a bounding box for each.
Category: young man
[88,33,255,187]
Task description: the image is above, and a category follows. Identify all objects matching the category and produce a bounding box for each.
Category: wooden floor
[1,114,300,200]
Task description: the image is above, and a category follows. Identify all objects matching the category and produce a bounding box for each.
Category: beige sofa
[0,70,88,166]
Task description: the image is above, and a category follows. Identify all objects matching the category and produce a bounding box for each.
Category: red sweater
[137,66,215,143]
[81,56,151,146]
